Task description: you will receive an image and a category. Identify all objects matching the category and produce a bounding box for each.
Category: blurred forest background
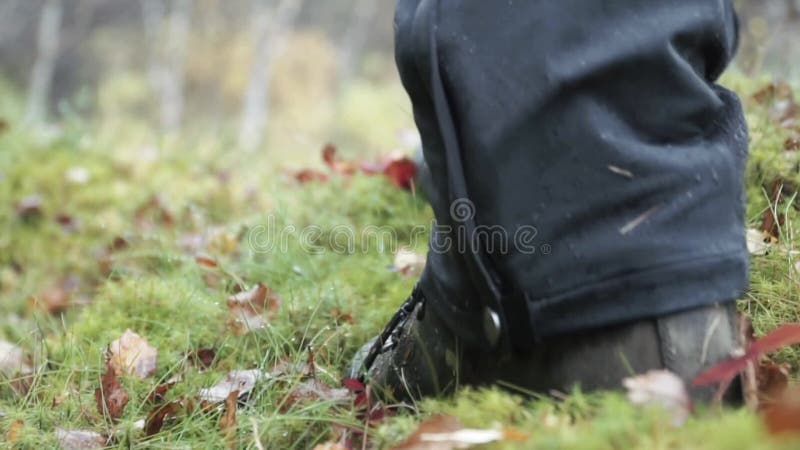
[0,0,798,163]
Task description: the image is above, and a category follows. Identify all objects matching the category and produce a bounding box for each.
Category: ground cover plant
[4,76,800,449]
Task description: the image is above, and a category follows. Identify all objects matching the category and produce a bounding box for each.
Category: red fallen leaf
[295,169,329,184]
[95,363,130,421]
[382,157,417,190]
[226,283,281,334]
[187,347,216,369]
[15,195,43,220]
[693,323,800,387]
[145,401,183,436]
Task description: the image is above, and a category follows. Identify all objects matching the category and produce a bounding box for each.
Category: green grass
[3,75,800,449]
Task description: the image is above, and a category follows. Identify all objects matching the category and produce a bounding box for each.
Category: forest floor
[4,76,800,449]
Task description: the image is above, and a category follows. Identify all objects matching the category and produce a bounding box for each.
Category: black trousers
[395,0,749,345]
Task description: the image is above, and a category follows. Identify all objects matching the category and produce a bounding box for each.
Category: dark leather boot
[352,293,741,404]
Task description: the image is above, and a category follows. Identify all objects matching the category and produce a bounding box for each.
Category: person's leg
[353,0,748,402]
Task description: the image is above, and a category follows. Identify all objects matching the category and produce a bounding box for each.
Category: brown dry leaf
[759,361,791,408]
[198,369,265,404]
[220,390,239,449]
[107,329,158,379]
[145,401,183,436]
[29,276,80,314]
[763,388,800,435]
[146,375,182,403]
[623,370,691,427]
[95,363,130,421]
[133,194,174,231]
[393,247,426,277]
[391,415,525,450]
[6,418,24,443]
[15,195,43,220]
[187,347,217,369]
[226,283,281,335]
[55,428,107,450]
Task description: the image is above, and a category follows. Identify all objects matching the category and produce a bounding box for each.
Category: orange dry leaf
[107,329,158,379]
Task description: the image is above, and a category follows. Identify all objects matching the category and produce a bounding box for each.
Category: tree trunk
[25,0,63,125]
[238,0,304,151]
[338,0,378,88]
[140,0,192,132]
[161,0,192,131]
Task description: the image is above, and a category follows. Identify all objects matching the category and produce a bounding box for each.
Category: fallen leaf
[29,276,80,314]
[390,415,525,450]
[382,157,417,190]
[623,370,691,427]
[786,136,800,151]
[133,194,174,231]
[393,247,426,277]
[280,379,351,411]
[55,428,107,450]
[0,340,33,377]
[694,324,800,387]
[95,363,130,421]
[294,169,329,184]
[55,213,79,232]
[195,254,218,268]
[107,329,158,379]
[145,401,182,436]
[5,418,24,444]
[759,361,790,408]
[146,375,182,403]
[15,195,43,220]
[198,369,265,404]
[227,283,281,334]
[322,144,357,175]
[187,347,216,369]
[220,390,239,448]
[763,388,800,435]
[746,228,770,256]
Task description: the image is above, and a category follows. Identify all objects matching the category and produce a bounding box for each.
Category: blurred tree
[140,0,193,131]
[238,0,304,151]
[25,0,63,125]
[337,0,379,89]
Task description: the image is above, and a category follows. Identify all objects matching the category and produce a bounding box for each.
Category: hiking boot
[352,291,742,404]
